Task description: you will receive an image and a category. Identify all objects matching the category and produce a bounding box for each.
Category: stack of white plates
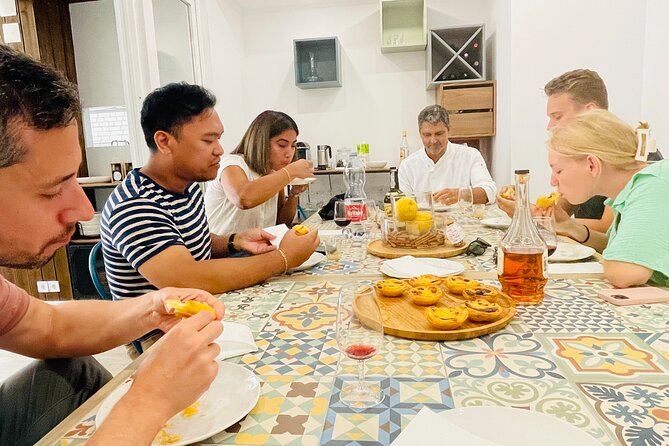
[78,213,101,236]
[380,256,465,279]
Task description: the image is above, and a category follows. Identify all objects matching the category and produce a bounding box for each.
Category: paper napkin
[547,262,604,274]
[392,407,501,445]
[215,322,258,360]
[263,224,290,247]
[384,256,461,277]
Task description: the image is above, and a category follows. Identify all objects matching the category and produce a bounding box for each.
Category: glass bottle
[344,152,368,223]
[383,167,403,217]
[399,130,409,163]
[497,169,548,304]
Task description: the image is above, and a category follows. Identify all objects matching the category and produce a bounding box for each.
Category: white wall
[69,0,125,107]
[494,0,654,196]
[153,0,195,85]
[207,0,495,164]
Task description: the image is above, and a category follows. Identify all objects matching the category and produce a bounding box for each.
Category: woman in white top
[204,110,313,235]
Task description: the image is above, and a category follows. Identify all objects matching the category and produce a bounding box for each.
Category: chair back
[88,241,112,300]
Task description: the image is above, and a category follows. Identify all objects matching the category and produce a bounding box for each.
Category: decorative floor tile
[212,375,332,446]
[513,279,628,333]
[449,376,614,445]
[578,382,669,446]
[321,376,454,445]
[440,331,564,379]
[544,333,669,381]
[379,336,446,378]
[638,332,669,362]
[611,304,669,332]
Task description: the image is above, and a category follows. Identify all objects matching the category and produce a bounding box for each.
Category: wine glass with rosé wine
[336,282,384,409]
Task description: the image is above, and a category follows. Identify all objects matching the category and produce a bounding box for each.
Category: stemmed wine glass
[336,282,384,409]
[334,200,351,237]
[533,216,558,257]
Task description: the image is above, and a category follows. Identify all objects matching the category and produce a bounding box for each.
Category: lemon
[395,197,418,222]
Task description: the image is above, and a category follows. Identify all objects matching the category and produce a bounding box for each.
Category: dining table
[39,207,669,446]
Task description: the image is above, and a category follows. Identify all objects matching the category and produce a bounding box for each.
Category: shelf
[79,181,119,189]
[70,237,100,245]
[427,25,485,89]
[380,0,426,53]
[293,37,342,89]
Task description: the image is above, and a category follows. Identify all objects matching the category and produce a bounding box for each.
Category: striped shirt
[100,170,212,300]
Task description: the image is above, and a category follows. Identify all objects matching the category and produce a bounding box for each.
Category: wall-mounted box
[293,36,342,89]
[427,24,485,89]
[437,80,496,138]
[380,0,426,53]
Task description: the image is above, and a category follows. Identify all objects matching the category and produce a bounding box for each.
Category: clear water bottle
[344,152,368,223]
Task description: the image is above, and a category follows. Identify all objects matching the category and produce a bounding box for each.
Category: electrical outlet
[47,281,60,293]
[37,281,49,293]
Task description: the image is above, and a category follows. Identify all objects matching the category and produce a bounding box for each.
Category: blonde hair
[544,69,609,110]
[548,109,643,171]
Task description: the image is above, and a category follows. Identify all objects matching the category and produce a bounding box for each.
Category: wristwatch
[227,233,238,254]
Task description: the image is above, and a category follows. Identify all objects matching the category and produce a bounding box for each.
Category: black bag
[318,194,345,220]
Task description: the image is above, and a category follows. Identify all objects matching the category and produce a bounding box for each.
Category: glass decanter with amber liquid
[497,169,548,304]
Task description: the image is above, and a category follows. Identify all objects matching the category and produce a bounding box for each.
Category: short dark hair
[418,104,450,130]
[0,44,80,168]
[233,110,299,175]
[544,69,609,110]
[140,82,217,151]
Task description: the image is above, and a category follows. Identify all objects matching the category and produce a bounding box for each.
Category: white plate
[77,176,111,184]
[289,177,317,186]
[381,258,465,279]
[481,216,512,229]
[549,242,596,262]
[96,362,260,446]
[441,406,600,445]
[290,252,325,271]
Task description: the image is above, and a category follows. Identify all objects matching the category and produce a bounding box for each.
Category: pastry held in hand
[165,299,216,318]
[535,192,560,209]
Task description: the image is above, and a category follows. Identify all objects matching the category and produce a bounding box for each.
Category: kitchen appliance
[296,142,311,161]
[317,145,332,170]
[335,147,350,169]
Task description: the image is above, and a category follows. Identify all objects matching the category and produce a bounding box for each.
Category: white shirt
[398,141,497,203]
[204,154,278,235]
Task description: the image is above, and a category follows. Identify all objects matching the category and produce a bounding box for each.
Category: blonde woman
[204,110,313,235]
[548,109,669,288]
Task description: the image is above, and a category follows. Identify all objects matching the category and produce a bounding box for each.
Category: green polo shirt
[603,160,669,287]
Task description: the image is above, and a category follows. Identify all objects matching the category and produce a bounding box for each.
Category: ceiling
[229,0,377,13]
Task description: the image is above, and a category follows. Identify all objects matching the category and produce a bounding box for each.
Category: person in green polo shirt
[547,109,669,288]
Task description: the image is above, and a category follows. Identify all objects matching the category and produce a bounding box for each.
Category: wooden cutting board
[354,286,516,341]
[367,239,468,259]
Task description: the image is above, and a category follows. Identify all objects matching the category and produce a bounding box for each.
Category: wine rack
[427,24,485,89]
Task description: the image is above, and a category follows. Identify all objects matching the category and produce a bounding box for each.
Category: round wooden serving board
[354,286,516,341]
[367,239,468,259]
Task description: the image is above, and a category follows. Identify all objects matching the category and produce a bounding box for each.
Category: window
[83,106,130,147]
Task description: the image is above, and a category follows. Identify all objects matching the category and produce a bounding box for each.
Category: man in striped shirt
[101,83,319,303]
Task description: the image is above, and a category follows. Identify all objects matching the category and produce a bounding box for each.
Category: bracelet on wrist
[281,167,292,182]
[227,233,238,254]
[277,248,289,274]
[576,224,590,244]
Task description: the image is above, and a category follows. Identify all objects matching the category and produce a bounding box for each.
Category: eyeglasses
[466,238,491,256]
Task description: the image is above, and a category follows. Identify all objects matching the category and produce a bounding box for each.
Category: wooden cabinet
[436,80,496,168]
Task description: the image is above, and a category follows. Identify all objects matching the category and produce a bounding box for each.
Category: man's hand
[149,287,224,333]
[432,188,459,206]
[279,229,320,267]
[235,229,276,254]
[496,185,516,218]
[129,310,223,420]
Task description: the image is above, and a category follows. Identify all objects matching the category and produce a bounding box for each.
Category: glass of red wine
[336,282,384,409]
[533,216,558,257]
[334,200,351,237]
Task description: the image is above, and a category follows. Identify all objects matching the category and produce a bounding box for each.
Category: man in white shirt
[398,105,497,204]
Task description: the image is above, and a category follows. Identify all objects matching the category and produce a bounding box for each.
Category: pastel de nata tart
[443,276,479,295]
[465,298,503,322]
[408,274,443,288]
[293,224,310,235]
[536,192,560,209]
[499,186,515,200]
[165,299,216,318]
[424,306,469,330]
[462,284,500,302]
[375,279,409,297]
[408,285,444,306]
